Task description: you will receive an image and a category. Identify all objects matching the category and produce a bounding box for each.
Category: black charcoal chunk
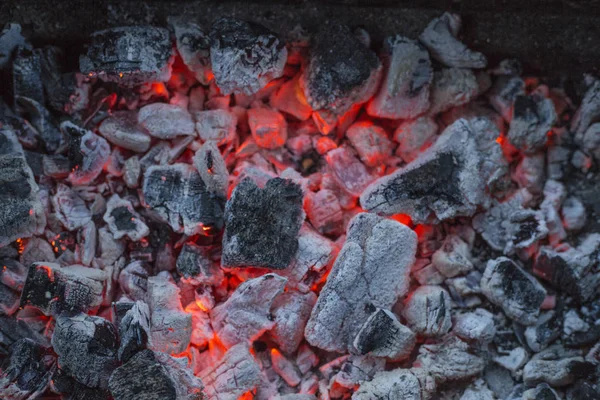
[302,22,381,115]
[143,163,224,236]
[209,18,287,95]
[222,178,304,270]
[15,96,62,152]
[0,23,26,69]
[507,94,556,154]
[481,257,546,325]
[403,285,453,336]
[80,26,172,86]
[12,46,44,105]
[366,36,432,119]
[52,314,118,389]
[168,17,212,85]
[419,12,487,68]
[0,258,26,315]
[20,262,107,316]
[571,77,600,140]
[0,127,46,247]
[176,243,223,285]
[305,213,417,353]
[522,383,560,399]
[353,308,415,360]
[116,301,150,362]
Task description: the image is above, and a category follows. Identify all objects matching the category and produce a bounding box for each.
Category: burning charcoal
[269,76,313,121]
[488,74,525,121]
[525,311,561,352]
[199,344,261,400]
[366,36,432,119]
[394,116,438,163]
[138,103,195,139]
[494,347,528,374]
[523,345,586,387]
[0,127,46,247]
[417,336,485,383]
[403,285,452,336]
[0,23,25,69]
[12,46,44,105]
[15,96,62,152]
[480,257,546,325]
[116,300,150,362]
[52,184,91,231]
[301,22,381,115]
[118,261,149,301]
[561,196,587,231]
[98,111,151,152]
[62,121,110,185]
[20,262,107,316]
[222,178,303,269]
[98,226,125,266]
[454,308,496,344]
[271,290,317,355]
[193,141,228,198]
[522,383,559,399]
[419,13,487,68]
[103,194,149,241]
[0,338,55,400]
[534,234,600,302]
[194,109,237,145]
[271,349,302,387]
[0,259,25,315]
[460,379,496,400]
[176,243,223,285]
[123,155,141,188]
[52,314,118,389]
[507,94,556,153]
[80,26,172,86]
[247,107,288,149]
[571,78,600,139]
[325,146,376,197]
[335,355,385,388]
[361,118,506,223]
[305,213,417,353]
[147,275,192,354]
[353,308,415,360]
[109,349,205,400]
[209,17,287,95]
[352,369,422,400]
[211,273,286,348]
[582,123,600,162]
[429,68,479,114]
[77,220,97,266]
[21,237,55,268]
[143,163,224,236]
[431,235,473,278]
[305,190,343,236]
[514,153,546,195]
[43,154,70,178]
[169,17,212,85]
[345,121,392,168]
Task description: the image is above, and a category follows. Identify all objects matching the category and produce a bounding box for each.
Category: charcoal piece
[417,335,485,383]
[193,140,228,198]
[109,349,205,400]
[305,189,344,236]
[352,369,421,400]
[143,163,224,236]
[176,243,224,285]
[0,23,25,69]
[247,107,288,150]
[77,220,96,266]
[52,183,92,231]
[188,303,214,347]
[488,74,525,121]
[222,177,303,269]
[0,127,46,247]
[211,273,286,348]
[394,116,438,163]
[453,308,496,344]
[209,17,287,95]
[62,121,110,185]
[523,345,586,387]
[305,213,417,353]
[98,111,151,152]
[403,285,452,336]
[123,155,141,188]
[52,314,118,389]
[302,22,381,115]
[429,68,479,114]
[419,13,487,68]
[12,46,44,105]
[168,17,212,85]
[199,344,261,400]
[118,261,149,301]
[582,122,600,162]
[0,258,27,315]
[533,234,600,302]
[138,103,195,140]
[103,194,149,241]
[507,94,556,153]
[147,275,192,354]
[345,121,392,168]
[98,226,125,266]
[561,196,587,231]
[325,146,376,197]
[567,381,600,400]
[20,262,107,316]
[361,118,507,223]
[571,78,600,139]
[431,234,473,278]
[514,153,546,195]
[335,355,385,388]
[116,301,150,362]
[525,311,561,352]
[15,96,62,152]
[194,109,237,145]
[0,338,55,400]
[271,290,317,355]
[366,36,431,119]
[43,154,70,178]
[80,26,172,86]
[271,349,302,387]
[480,257,546,325]
[352,308,415,360]
[0,315,48,358]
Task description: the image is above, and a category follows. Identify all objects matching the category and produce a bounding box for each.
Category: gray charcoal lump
[209,17,287,95]
[169,17,212,85]
[305,213,417,353]
[116,301,151,363]
[507,93,557,153]
[221,177,304,270]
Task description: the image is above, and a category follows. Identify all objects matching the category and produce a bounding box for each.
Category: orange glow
[239,392,254,400]
[37,265,54,281]
[495,136,503,145]
[390,214,412,226]
[29,209,34,216]
[15,238,24,254]
[118,72,124,78]
[196,301,209,312]
[151,82,168,97]
[414,224,432,239]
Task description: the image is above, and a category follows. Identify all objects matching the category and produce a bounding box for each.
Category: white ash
[194,109,237,145]
[334,355,385,388]
[403,285,452,336]
[103,194,149,241]
[76,220,96,266]
[138,103,195,139]
[460,379,495,400]
[507,93,557,153]
[271,349,302,387]
[454,308,496,344]
[582,122,600,162]
[271,290,317,356]
[524,310,561,352]
[428,68,480,115]
[98,226,125,266]
[62,121,110,186]
[98,111,152,152]
[431,234,473,278]
[394,116,438,163]
[419,13,486,69]
[494,347,529,374]
[20,237,55,267]
[123,155,141,188]
[523,345,586,387]
[352,308,415,360]
[514,153,546,195]
[351,368,422,400]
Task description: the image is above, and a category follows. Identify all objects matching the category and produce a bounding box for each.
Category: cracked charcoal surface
[169,17,212,85]
[221,177,304,270]
[209,17,287,95]
[103,194,149,241]
[305,212,417,353]
[116,301,150,363]
[507,94,557,153]
[62,121,111,185]
[52,183,92,231]
[176,243,223,285]
[352,308,415,360]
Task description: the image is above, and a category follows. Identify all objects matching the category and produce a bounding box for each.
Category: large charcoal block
[0,23,26,69]
[143,163,224,236]
[305,213,417,353]
[98,111,151,152]
[302,22,381,115]
[222,178,304,270]
[80,26,172,86]
[209,18,287,95]
[52,314,118,389]
[116,300,151,362]
[0,127,46,247]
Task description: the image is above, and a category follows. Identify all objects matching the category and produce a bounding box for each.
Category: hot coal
[507,93,557,153]
[194,109,237,145]
[169,17,212,85]
[104,194,149,241]
[138,103,195,140]
[114,300,151,362]
[352,308,415,360]
[53,183,92,231]
[271,290,317,356]
[429,67,480,114]
[193,140,228,198]
[176,243,223,285]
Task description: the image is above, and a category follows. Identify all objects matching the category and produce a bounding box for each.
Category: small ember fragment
[103,194,149,241]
